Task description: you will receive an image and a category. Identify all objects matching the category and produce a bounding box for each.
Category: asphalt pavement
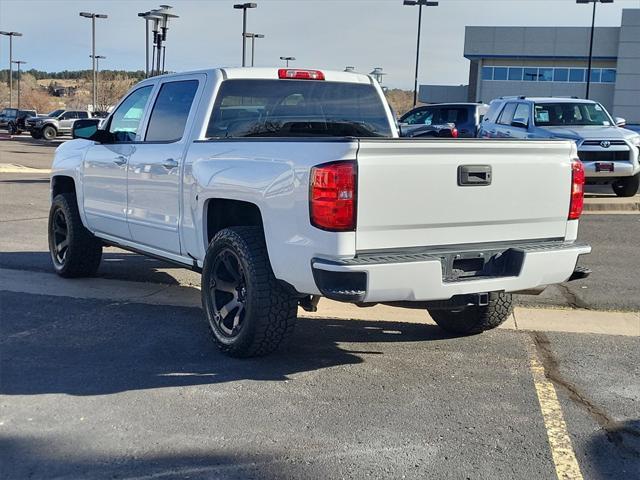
[1,136,639,479]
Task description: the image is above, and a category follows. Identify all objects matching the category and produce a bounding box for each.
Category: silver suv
[479,97,640,197]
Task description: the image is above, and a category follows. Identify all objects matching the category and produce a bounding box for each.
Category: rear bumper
[312,241,591,303]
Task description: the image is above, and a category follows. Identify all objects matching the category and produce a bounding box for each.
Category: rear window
[206,79,392,138]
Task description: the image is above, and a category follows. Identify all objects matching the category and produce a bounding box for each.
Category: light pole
[90,55,105,110]
[0,31,23,108]
[369,67,387,85]
[244,33,264,67]
[234,3,257,67]
[146,5,178,77]
[280,56,295,67]
[577,0,614,99]
[79,12,108,112]
[138,11,162,77]
[11,60,26,111]
[403,0,438,107]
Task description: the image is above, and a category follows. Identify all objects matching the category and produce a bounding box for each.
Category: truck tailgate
[355,139,573,252]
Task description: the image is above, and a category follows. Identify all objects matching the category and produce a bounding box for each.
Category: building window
[493,67,508,81]
[569,68,585,82]
[481,66,615,84]
[508,67,523,81]
[554,68,569,82]
[524,68,539,81]
[482,67,493,80]
[601,69,616,83]
[539,68,553,82]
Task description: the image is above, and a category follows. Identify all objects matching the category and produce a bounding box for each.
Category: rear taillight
[451,127,459,138]
[310,161,356,231]
[278,69,325,80]
[569,159,585,220]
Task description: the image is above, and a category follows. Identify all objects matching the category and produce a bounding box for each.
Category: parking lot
[1,137,639,479]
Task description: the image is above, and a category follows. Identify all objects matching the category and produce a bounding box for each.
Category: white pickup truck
[49,67,591,357]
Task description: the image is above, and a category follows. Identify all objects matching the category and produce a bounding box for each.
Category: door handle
[113,155,127,166]
[162,158,179,169]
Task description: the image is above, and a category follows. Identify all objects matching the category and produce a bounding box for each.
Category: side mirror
[511,120,528,129]
[72,118,101,140]
[615,117,626,127]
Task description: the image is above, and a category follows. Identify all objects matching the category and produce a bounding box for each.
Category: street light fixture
[138,10,163,77]
[234,3,257,67]
[151,5,179,76]
[244,33,264,67]
[79,12,108,112]
[0,31,23,108]
[11,60,26,111]
[403,0,439,107]
[280,56,295,67]
[576,0,614,99]
[90,55,106,109]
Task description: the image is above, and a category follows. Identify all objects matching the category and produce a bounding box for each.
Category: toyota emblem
[600,141,611,148]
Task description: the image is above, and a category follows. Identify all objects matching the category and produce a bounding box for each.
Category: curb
[583,197,640,213]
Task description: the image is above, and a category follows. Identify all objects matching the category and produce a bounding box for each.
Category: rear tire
[48,193,103,278]
[428,292,513,335]
[31,130,43,139]
[612,173,639,197]
[201,226,297,358]
[42,125,57,141]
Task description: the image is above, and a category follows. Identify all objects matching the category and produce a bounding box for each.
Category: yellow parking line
[528,342,584,480]
[0,163,50,174]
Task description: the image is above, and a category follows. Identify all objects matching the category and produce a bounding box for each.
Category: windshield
[206,79,392,138]
[47,109,65,118]
[533,102,613,127]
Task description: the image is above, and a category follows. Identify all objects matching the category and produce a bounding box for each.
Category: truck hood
[542,126,639,142]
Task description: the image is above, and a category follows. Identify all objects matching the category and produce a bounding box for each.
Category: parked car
[50,67,590,357]
[26,109,92,140]
[399,103,489,138]
[479,97,640,197]
[0,108,37,135]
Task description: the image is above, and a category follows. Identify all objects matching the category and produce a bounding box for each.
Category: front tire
[48,193,103,278]
[42,125,57,141]
[201,226,297,358]
[428,292,513,335]
[31,130,43,139]
[612,173,639,197]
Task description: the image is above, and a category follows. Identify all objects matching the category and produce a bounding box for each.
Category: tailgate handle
[458,165,492,186]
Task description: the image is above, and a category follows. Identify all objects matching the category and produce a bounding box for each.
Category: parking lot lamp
[154,5,179,76]
[234,3,258,67]
[403,0,438,107]
[280,56,295,67]
[244,33,264,67]
[0,31,23,108]
[90,55,106,109]
[79,12,108,112]
[138,11,162,77]
[11,60,26,111]
[577,0,614,99]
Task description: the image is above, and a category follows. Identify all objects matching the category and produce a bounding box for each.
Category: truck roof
[497,96,597,104]
[145,67,374,85]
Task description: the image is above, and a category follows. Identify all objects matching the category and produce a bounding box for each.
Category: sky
[1,0,639,89]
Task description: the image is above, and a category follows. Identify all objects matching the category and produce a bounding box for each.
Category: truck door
[58,111,77,132]
[509,103,532,138]
[495,102,517,138]
[126,75,202,255]
[83,85,154,240]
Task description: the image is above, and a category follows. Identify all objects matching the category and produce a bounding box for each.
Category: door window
[402,109,432,125]
[61,112,77,120]
[512,104,530,127]
[77,111,89,119]
[497,103,517,125]
[145,80,199,142]
[108,85,153,142]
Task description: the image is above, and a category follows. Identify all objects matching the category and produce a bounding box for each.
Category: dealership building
[419,8,640,123]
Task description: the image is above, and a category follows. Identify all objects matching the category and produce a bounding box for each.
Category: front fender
[51,139,93,227]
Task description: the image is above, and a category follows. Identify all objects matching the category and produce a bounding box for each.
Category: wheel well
[205,199,263,243]
[51,176,76,199]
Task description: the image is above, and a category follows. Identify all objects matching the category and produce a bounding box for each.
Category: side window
[402,109,431,125]
[77,112,89,119]
[512,104,530,127]
[108,85,153,143]
[497,103,517,126]
[61,112,75,120]
[145,80,199,142]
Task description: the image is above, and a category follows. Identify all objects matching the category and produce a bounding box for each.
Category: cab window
[108,85,153,142]
[145,80,199,142]
[497,103,517,125]
[512,104,530,127]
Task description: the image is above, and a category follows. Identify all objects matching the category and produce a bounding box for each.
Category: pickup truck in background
[479,97,640,197]
[50,68,591,357]
[26,109,92,140]
[399,103,489,138]
[0,108,38,135]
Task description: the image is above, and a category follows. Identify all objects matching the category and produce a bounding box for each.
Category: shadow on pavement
[1,436,290,480]
[0,290,448,397]
[0,178,50,184]
[584,419,640,479]
[0,250,184,285]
